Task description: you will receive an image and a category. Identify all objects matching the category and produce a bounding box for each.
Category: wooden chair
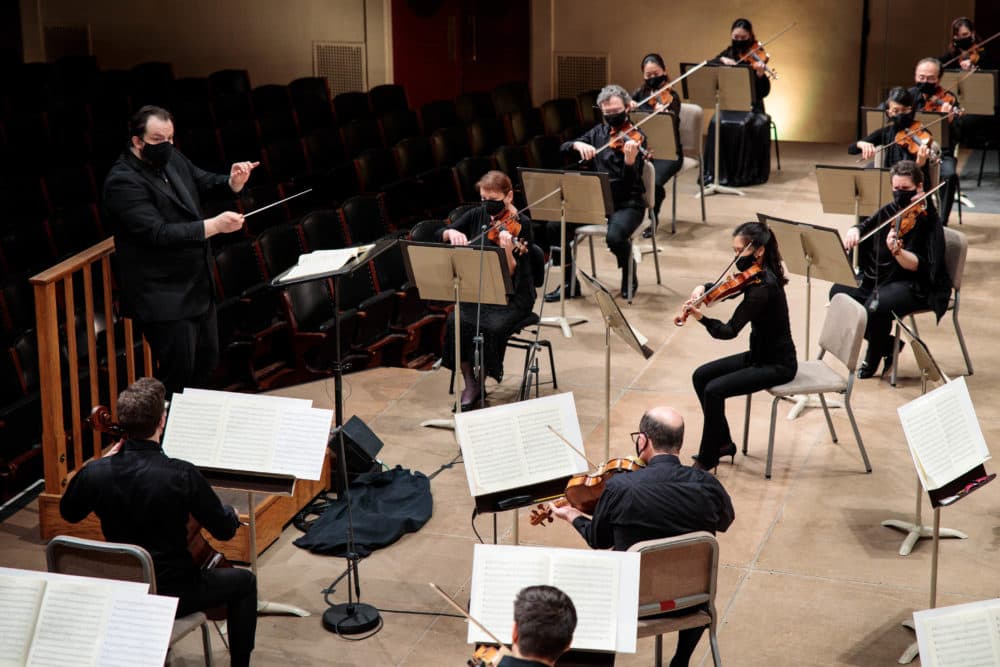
[628,531,722,667]
[46,535,214,666]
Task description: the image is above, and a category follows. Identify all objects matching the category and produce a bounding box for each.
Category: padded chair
[570,161,657,303]
[378,109,421,147]
[332,91,371,124]
[251,84,291,114]
[257,223,305,280]
[419,100,460,135]
[628,532,722,667]
[527,134,564,170]
[46,535,214,666]
[492,81,532,116]
[455,92,496,124]
[299,209,348,251]
[256,109,300,144]
[469,117,507,157]
[208,68,251,97]
[211,92,255,124]
[393,136,435,178]
[576,89,601,128]
[742,293,872,479]
[416,167,461,216]
[340,194,391,245]
[454,156,495,203]
[505,109,544,145]
[676,102,707,232]
[368,84,408,115]
[341,117,384,158]
[889,227,973,386]
[262,138,310,184]
[540,98,580,138]
[354,147,402,193]
[302,127,346,172]
[430,126,472,167]
[218,119,262,165]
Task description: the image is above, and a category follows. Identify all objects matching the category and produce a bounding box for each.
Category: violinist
[547,406,733,667]
[940,17,992,71]
[59,378,257,667]
[831,160,951,379]
[437,170,538,410]
[713,18,771,112]
[631,53,683,228]
[850,87,933,180]
[547,84,647,301]
[909,57,960,225]
[684,222,796,470]
[496,586,577,667]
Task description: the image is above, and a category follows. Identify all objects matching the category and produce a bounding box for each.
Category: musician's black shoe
[880,340,906,379]
[544,283,580,302]
[642,226,654,239]
[620,271,638,300]
[719,442,737,463]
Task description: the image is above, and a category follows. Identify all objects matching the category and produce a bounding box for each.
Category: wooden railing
[30,237,152,538]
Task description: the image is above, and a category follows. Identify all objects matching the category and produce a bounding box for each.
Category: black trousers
[938,154,958,225]
[140,303,219,397]
[168,568,258,666]
[829,280,925,364]
[651,157,683,219]
[546,206,645,282]
[693,352,796,468]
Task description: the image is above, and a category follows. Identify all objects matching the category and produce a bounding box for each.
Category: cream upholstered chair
[675,102,707,233]
[889,226,972,386]
[742,293,872,479]
[46,535,215,666]
[628,531,722,667]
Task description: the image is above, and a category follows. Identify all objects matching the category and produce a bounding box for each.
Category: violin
[529,457,645,526]
[673,264,763,326]
[893,121,939,162]
[486,209,528,255]
[608,121,651,158]
[468,645,510,667]
[87,405,231,620]
[737,40,778,79]
[920,87,963,116]
[894,199,926,238]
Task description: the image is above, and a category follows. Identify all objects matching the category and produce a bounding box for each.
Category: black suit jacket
[104,149,231,322]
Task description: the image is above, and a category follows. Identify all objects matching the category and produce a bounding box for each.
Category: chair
[570,161,657,303]
[454,156,495,202]
[302,127,346,172]
[379,109,421,147]
[889,226,973,386]
[368,84,408,115]
[393,136,435,178]
[257,223,305,280]
[492,81,532,116]
[262,139,310,184]
[289,77,335,132]
[429,126,472,167]
[299,209,348,251]
[354,147,402,193]
[576,89,601,128]
[340,194,391,245]
[256,109,300,144]
[505,109,544,145]
[455,92,496,124]
[46,535,214,666]
[742,293,872,479]
[628,532,722,667]
[208,69,251,97]
[218,119,262,164]
[251,84,291,114]
[469,117,507,157]
[419,100,460,135]
[540,98,580,138]
[506,244,558,400]
[332,91,371,124]
[211,92,255,124]
[527,134,564,170]
[341,117,384,158]
[675,103,707,232]
[769,117,781,171]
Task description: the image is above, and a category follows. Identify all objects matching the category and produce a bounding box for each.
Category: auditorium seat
[454,156,496,203]
[393,136,435,179]
[419,100,460,136]
[333,91,371,125]
[208,69,252,98]
[354,148,402,194]
[576,89,601,128]
[455,92,496,124]
[340,194,391,245]
[302,127,346,172]
[241,184,291,236]
[257,109,300,144]
[251,84,292,114]
[528,134,565,170]
[368,84,408,115]
[341,117,384,158]
[212,92,255,124]
[505,108,544,145]
[262,139,311,188]
[174,126,226,174]
[416,167,461,217]
[299,209,348,252]
[492,81,533,116]
[429,126,472,167]
[218,119,263,166]
[469,117,506,157]
[541,98,582,139]
[378,109,421,147]
[289,77,334,133]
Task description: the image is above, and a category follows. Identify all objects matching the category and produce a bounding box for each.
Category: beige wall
[20,0,392,88]
[530,0,867,143]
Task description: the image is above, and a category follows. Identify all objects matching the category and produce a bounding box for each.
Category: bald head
[638,407,684,453]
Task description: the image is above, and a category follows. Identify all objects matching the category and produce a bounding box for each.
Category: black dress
[437,206,537,382]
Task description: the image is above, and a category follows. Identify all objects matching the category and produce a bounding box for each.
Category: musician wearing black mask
[849,87,933,185]
[832,160,951,379]
[547,84,647,300]
[908,57,960,225]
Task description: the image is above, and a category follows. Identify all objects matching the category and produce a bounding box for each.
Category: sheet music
[898,377,991,490]
[96,594,177,667]
[280,244,374,282]
[273,408,334,480]
[914,599,1000,667]
[456,393,587,497]
[468,544,640,653]
[26,581,111,666]
[0,575,45,666]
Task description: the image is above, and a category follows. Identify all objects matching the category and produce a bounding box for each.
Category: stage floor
[3,141,999,666]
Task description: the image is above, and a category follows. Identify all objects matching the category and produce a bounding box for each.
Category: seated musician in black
[831,160,951,379]
[497,585,578,667]
[909,57,961,225]
[630,53,683,228]
[547,83,647,301]
[850,86,932,180]
[60,377,257,667]
[548,406,734,667]
[437,170,537,410]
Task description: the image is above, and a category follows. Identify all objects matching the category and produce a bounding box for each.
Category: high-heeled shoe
[719,442,737,464]
[880,340,906,379]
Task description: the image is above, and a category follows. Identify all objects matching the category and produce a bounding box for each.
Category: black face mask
[483,199,506,217]
[918,81,937,96]
[732,38,752,52]
[646,75,667,90]
[954,36,974,50]
[603,111,628,129]
[891,111,914,130]
[141,140,173,169]
[893,189,917,208]
[735,254,757,272]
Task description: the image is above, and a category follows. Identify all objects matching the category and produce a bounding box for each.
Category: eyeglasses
[630,431,644,446]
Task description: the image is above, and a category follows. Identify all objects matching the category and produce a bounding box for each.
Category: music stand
[680,62,755,197]
[518,168,613,338]
[630,110,680,241]
[815,164,891,268]
[400,240,513,429]
[757,214,858,419]
[861,108,951,149]
[577,270,653,460]
[880,317,967,558]
[940,68,997,115]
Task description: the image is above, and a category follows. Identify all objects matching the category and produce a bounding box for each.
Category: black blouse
[848,125,934,183]
[560,123,648,209]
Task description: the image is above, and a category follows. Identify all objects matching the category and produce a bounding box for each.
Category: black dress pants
[693,352,796,467]
[651,157,683,220]
[829,280,925,364]
[140,303,219,398]
[168,568,258,667]
[938,154,958,225]
[546,207,645,283]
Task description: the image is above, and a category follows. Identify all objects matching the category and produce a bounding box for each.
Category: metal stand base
[258,600,310,616]
[698,183,744,197]
[898,619,918,663]
[539,315,586,338]
[880,519,967,557]
[785,394,843,420]
[420,418,456,430]
[322,602,381,634]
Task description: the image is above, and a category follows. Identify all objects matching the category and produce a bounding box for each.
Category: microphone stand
[471,206,490,410]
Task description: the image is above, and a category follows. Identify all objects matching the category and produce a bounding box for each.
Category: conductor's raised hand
[205,211,245,238]
[442,228,468,246]
[228,161,259,192]
[574,142,597,161]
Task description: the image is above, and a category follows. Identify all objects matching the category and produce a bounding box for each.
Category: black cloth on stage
[435,206,537,382]
[293,466,432,557]
[709,49,771,114]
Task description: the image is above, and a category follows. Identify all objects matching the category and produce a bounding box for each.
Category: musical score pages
[914,598,1000,666]
[467,544,640,653]
[897,377,991,491]
[454,393,589,497]
[162,388,332,481]
[0,568,176,667]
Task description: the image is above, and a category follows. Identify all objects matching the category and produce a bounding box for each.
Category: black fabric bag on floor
[703,110,771,186]
[294,466,432,557]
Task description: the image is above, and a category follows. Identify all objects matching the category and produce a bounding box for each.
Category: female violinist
[850,87,933,181]
[939,17,983,71]
[437,170,538,410]
[684,222,796,471]
[831,160,951,379]
[630,53,683,229]
[703,18,773,187]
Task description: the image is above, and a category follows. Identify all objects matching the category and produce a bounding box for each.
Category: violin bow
[857,181,946,243]
[429,583,507,647]
[464,187,563,246]
[631,59,711,112]
[546,425,598,469]
[940,30,1000,69]
[735,22,798,65]
[861,115,949,164]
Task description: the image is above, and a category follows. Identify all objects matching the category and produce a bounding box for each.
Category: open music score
[913,598,1000,666]
[0,567,176,667]
[467,544,640,653]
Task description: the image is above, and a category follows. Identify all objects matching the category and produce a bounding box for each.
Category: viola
[529,457,646,526]
[87,405,231,620]
[673,264,763,327]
